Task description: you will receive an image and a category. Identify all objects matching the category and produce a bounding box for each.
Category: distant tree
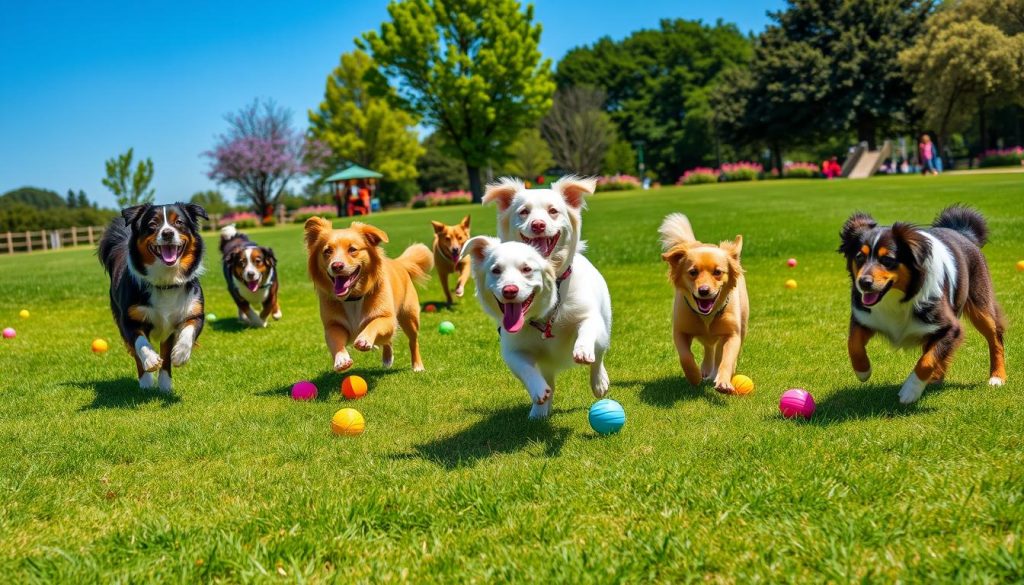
[503,128,554,180]
[205,99,327,215]
[416,132,469,193]
[541,87,616,176]
[602,139,636,176]
[360,0,554,202]
[309,50,423,183]
[102,147,155,208]
[76,190,91,209]
[66,189,77,208]
[190,190,232,216]
[0,187,66,209]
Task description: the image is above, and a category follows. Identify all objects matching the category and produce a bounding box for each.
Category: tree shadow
[255,365,405,401]
[799,380,973,425]
[208,317,249,333]
[390,404,574,469]
[624,376,728,408]
[66,377,181,410]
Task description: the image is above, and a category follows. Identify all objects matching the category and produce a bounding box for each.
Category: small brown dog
[660,213,749,393]
[304,218,433,372]
[430,215,472,305]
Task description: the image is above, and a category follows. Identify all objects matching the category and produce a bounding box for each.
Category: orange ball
[331,408,365,436]
[425,304,437,313]
[731,374,755,395]
[341,375,368,399]
[91,338,109,354]
[1016,260,1024,272]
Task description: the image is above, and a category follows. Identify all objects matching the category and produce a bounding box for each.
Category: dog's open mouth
[861,281,893,307]
[245,278,261,292]
[332,267,361,297]
[451,250,460,264]
[692,294,718,315]
[496,291,536,333]
[520,233,560,258]
[151,243,184,266]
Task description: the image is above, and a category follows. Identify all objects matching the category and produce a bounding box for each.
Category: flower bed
[979,146,1024,168]
[218,212,260,229]
[677,167,720,185]
[595,174,642,192]
[782,162,821,179]
[292,205,338,223]
[411,190,473,209]
[720,162,763,182]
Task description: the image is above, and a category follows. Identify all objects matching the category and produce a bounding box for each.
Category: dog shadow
[207,317,250,333]
[255,366,404,400]
[67,377,181,410]
[625,376,728,408]
[797,381,973,424]
[420,299,460,312]
[391,404,574,469]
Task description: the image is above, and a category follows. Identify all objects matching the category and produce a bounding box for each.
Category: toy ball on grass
[91,338,109,354]
[424,304,437,313]
[438,321,455,335]
[787,258,797,268]
[779,389,816,420]
[731,374,755,395]
[341,375,367,399]
[19,309,30,319]
[785,279,798,290]
[331,408,365,436]
[291,380,317,400]
[1017,260,1024,272]
[589,399,626,435]
[2,327,16,339]
[207,313,218,322]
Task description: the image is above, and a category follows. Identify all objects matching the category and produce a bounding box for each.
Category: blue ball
[588,398,626,435]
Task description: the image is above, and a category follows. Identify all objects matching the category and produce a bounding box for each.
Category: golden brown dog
[659,213,749,393]
[430,215,472,306]
[304,218,433,372]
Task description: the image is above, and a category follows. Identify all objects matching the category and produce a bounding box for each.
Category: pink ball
[2,327,15,339]
[291,381,317,401]
[787,258,797,268]
[779,388,815,419]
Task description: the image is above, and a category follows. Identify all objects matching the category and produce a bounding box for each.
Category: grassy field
[1,174,1023,582]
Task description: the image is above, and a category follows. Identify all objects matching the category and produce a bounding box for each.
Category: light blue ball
[588,398,626,435]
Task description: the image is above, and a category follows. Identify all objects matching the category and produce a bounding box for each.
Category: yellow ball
[91,338,109,354]
[731,374,755,395]
[18,309,29,319]
[1017,260,1024,272]
[785,279,798,289]
[331,408,365,436]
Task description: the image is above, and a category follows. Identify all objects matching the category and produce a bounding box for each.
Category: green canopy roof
[324,164,383,182]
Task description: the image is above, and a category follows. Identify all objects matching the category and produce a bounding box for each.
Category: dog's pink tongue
[502,302,526,333]
[862,292,880,306]
[697,298,715,313]
[159,245,179,264]
[246,279,261,292]
[333,276,350,296]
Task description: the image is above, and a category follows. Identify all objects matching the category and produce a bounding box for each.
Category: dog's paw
[139,372,156,389]
[171,341,192,367]
[898,373,926,404]
[139,346,162,372]
[529,402,552,420]
[573,346,596,365]
[714,377,734,394]
[238,311,250,323]
[591,366,610,398]
[157,370,173,394]
[855,368,872,383]
[382,346,394,368]
[333,352,353,372]
[354,337,374,352]
[412,362,426,372]
[989,376,1005,387]
[454,286,464,297]
[272,310,282,320]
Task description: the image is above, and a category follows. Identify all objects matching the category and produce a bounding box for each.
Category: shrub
[261,216,277,227]
[979,146,1023,168]
[720,162,763,182]
[782,162,821,179]
[595,174,642,192]
[677,167,720,185]
[292,205,337,223]
[410,190,473,209]
[219,212,260,229]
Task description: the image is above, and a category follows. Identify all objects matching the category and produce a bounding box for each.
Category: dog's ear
[719,235,743,260]
[482,177,522,211]
[891,222,930,299]
[430,220,446,234]
[461,215,471,229]
[461,236,498,265]
[661,245,688,266]
[838,212,877,256]
[179,202,209,223]
[552,175,596,209]
[262,247,276,268]
[121,204,151,226]
[304,216,332,250]
[352,222,389,247]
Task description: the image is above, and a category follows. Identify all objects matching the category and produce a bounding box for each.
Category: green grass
[2,175,1023,582]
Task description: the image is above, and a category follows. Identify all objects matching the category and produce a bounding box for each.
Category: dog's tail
[396,243,434,286]
[97,217,129,275]
[659,213,696,251]
[220,223,242,253]
[933,205,988,247]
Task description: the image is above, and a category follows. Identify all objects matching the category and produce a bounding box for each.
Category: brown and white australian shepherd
[97,203,208,393]
[660,213,749,393]
[839,205,1006,404]
[304,218,433,372]
[430,215,472,306]
[220,224,281,327]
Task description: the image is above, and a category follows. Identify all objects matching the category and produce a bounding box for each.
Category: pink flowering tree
[205,99,328,217]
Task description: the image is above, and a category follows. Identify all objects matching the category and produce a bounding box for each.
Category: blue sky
[0,0,782,208]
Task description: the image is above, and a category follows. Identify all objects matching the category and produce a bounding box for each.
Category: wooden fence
[0,225,105,255]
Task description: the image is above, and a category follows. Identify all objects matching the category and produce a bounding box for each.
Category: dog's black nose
[160,228,174,239]
[698,285,711,296]
[502,285,519,300]
[330,262,345,274]
[530,220,546,234]
[858,276,874,290]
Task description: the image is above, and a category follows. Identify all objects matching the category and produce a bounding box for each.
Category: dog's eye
[491,266,502,275]
[323,247,332,257]
[880,256,897,269]
[253,258,262,265]
[348,246,358,254]
[713,269,723,277]
[522,265,532,274]
[518,208,529,216]
[175,218,184,227]
[548,207,558,216]
[688,268,698,277]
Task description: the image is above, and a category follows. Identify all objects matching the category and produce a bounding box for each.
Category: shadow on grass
[67,377,181,410]
[391,404,573,469]
[420,299,461,312]
[622,376,728,408]
[207,317,249,333]
[796,381,973,424]
[255,365,404,401]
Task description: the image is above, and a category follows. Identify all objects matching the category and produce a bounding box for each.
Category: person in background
[919,134,938,176]
[932,140,943,173]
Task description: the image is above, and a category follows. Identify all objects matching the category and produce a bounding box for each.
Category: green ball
[438,321,455,335]
[207,313,218,322]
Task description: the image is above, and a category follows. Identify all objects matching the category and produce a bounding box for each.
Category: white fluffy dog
[464,176,612,419]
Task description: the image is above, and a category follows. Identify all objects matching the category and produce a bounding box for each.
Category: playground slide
[842,141,892,179]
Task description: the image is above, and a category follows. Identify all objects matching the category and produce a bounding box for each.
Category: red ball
[291,381,317,400]
[425,304,437,313]
[787,258,797,268]
[779,388,815,419]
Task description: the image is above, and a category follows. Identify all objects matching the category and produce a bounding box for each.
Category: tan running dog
[430,215,472,306]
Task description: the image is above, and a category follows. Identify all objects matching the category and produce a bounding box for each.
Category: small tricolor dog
[430,215,472,306]
[220,224,281,327]
[97,203,208,393]
[839,205,1007,403]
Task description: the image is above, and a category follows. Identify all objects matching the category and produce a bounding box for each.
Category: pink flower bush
[218,211,260,228]
[596,174,642,191]
[677,167,720,185]
[291,205,338,223]
[782,162,821,179]
[411,190,473,209]
[719,162,763,182]
[979,146,1024,168]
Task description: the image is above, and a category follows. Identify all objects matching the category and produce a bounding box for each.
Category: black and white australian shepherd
[220,224,281,327]
[98,203,208,393]
[839,205,1006,404]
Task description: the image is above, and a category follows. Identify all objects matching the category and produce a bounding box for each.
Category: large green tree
[102,147,155,208]
[540,86,616,176]
[309,50,423,183]
[503,128,554,180]
[416,132,468,193]
[360,0,554,202]
[555,20,752,182]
